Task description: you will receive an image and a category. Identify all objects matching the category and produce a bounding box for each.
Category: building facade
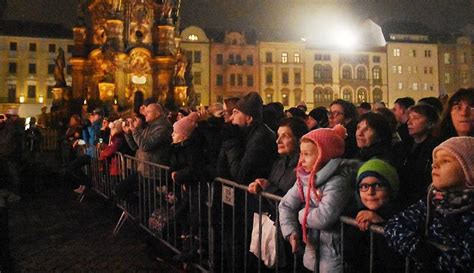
[180,26,211,105]
[438,36,473,96]
[0,21,73,114]
[258,41,305,107]
[209,31,259,104]
[386,34,439,104]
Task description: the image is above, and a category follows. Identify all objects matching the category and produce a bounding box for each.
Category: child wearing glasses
[344,159,404,273]
[384,136,474,272]
[279,125,355,273]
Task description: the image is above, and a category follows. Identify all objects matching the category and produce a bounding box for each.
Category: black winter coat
[169,135,206,186]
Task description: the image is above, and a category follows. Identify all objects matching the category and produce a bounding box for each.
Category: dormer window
[188,34,198,41]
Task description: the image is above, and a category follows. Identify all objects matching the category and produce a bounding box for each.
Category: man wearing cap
[218,91,277,185]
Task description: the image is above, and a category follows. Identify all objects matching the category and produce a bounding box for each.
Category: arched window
[294,89,302,104]
[357,88,368,103]
[342,66,352,80]
[343,88,353,102]
[264,88,274,104]
[323,87,333,102]
[322,65,332,79]
[372,66,381,81]
[357,66,367,80]
[373,88,383,103]
[314,88,323,103]
[281,89,290,106]
[314,64,323,81]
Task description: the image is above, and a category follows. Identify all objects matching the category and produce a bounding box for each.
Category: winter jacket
[197,116,225,178]
[169,134,206,186]
[82,119,101,158]
[99,133,128,176]
[217,120,277,185]
[395,135,441,209]
[279,158,354,272]
[126,115,172,177]
[384,199,474,273]
[265,152,299,197]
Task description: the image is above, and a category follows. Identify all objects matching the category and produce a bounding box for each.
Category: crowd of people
[1,87,473,272]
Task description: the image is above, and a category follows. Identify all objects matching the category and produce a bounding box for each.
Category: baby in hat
[384,136,474,272]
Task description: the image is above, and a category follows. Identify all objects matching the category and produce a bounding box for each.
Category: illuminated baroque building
[70,0,193,110]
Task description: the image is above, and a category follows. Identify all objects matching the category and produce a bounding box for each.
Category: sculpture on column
[54,48,67,87]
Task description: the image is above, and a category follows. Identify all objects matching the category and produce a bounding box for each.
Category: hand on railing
[355,210,384,231]
[248,178,269,194]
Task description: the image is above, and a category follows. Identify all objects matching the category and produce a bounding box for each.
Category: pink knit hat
[432,136,474,188]
[173,112,199,138]
[297,124,347,242]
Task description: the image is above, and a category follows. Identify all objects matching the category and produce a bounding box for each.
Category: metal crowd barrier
[38,128,60,152]
[82,147,447,273]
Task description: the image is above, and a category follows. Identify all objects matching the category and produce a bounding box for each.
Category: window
[194,51,201,64]
[294,89,302,103]
[48,64,55,74]
[373,67,381,80]
[407,66,412,74]
[282,92,289,106]
[343,89,353,102]
[237,74,243,86]
[188,34,198,41]
[230,74,236,86]
[229,53,235,64]
[392,65,397,74]
[236,54,242,64]
[444,73,451,84]
[357,89,368,103]
[8,84,17,103]
[8,63,17,74]
[48,44,56,53]
[9,42,17,51]
[413,66,418,74]
[27,85,36,98]
[314,64,323,80]
[193,72,201,85]
[460,52,467,64]
[67,45,74,53]
[47,86,54,99]
[314,54,322,60]
[29,63,36,74]
[461,72,469,84]
[322,65,332,80]
[216,74,223,86]
[323,54,331,61]
[294,53,301,63]
[409,49,416,57]
[372,56,380,63]
[424,50,431,57]
[423,83,428,91]
[356,67,366,80]
[397,66,402,74]
[216,54,223,65]
[282,71,289,84]
[246,55,253,66]
[67,65,72,75]
[294,72,301,85]
[265,92,273,104]
[429,67,433,74]
[185,51,193,62]
[265,69,273,84]
[373,88,383,103]
[281,52,288,63]
[265,52,273,63]
[444,53,451,64]
[314,88,323,103]
[29,43,36,52]
[342,66,352,79]
[247,75,254,87]
[393,48,400,56]
[398,82,403,90]
[413,83,418,90]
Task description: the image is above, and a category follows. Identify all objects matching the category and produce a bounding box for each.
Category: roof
[0,20,72,39]
[381,20,434,43]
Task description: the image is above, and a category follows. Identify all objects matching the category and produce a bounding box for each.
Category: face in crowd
[231,109,252,127]
[328,103,345,128]
[358,176,390,211]
[356,119,377,148]
[144,104,161,123]
[450,99,473,136]
[392,103,406,124]
[407,111,431,138]
[276,126,297,156]
[431,148,465,190]
[299,139,318,173]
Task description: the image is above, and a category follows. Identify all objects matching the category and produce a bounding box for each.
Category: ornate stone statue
[54,48,67,87]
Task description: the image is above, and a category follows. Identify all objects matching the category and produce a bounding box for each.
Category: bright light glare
[333,26,358,50]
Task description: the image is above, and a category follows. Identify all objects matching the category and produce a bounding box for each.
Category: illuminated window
[444,53,451,64]
[281,52,288,63]
[188,34,198,41]
[393,48,400,56]
[343,89,353,102]
[294,53,301,63]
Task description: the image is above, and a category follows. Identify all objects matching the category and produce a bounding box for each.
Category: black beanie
[235,92,263,120]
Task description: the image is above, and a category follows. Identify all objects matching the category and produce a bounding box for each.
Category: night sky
[2,0,474,35]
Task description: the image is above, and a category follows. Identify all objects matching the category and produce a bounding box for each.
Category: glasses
[327,111,344,118]
[358,182,387,192]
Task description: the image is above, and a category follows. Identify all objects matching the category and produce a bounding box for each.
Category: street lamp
[38,95,44,104]
[19,94,25,103]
